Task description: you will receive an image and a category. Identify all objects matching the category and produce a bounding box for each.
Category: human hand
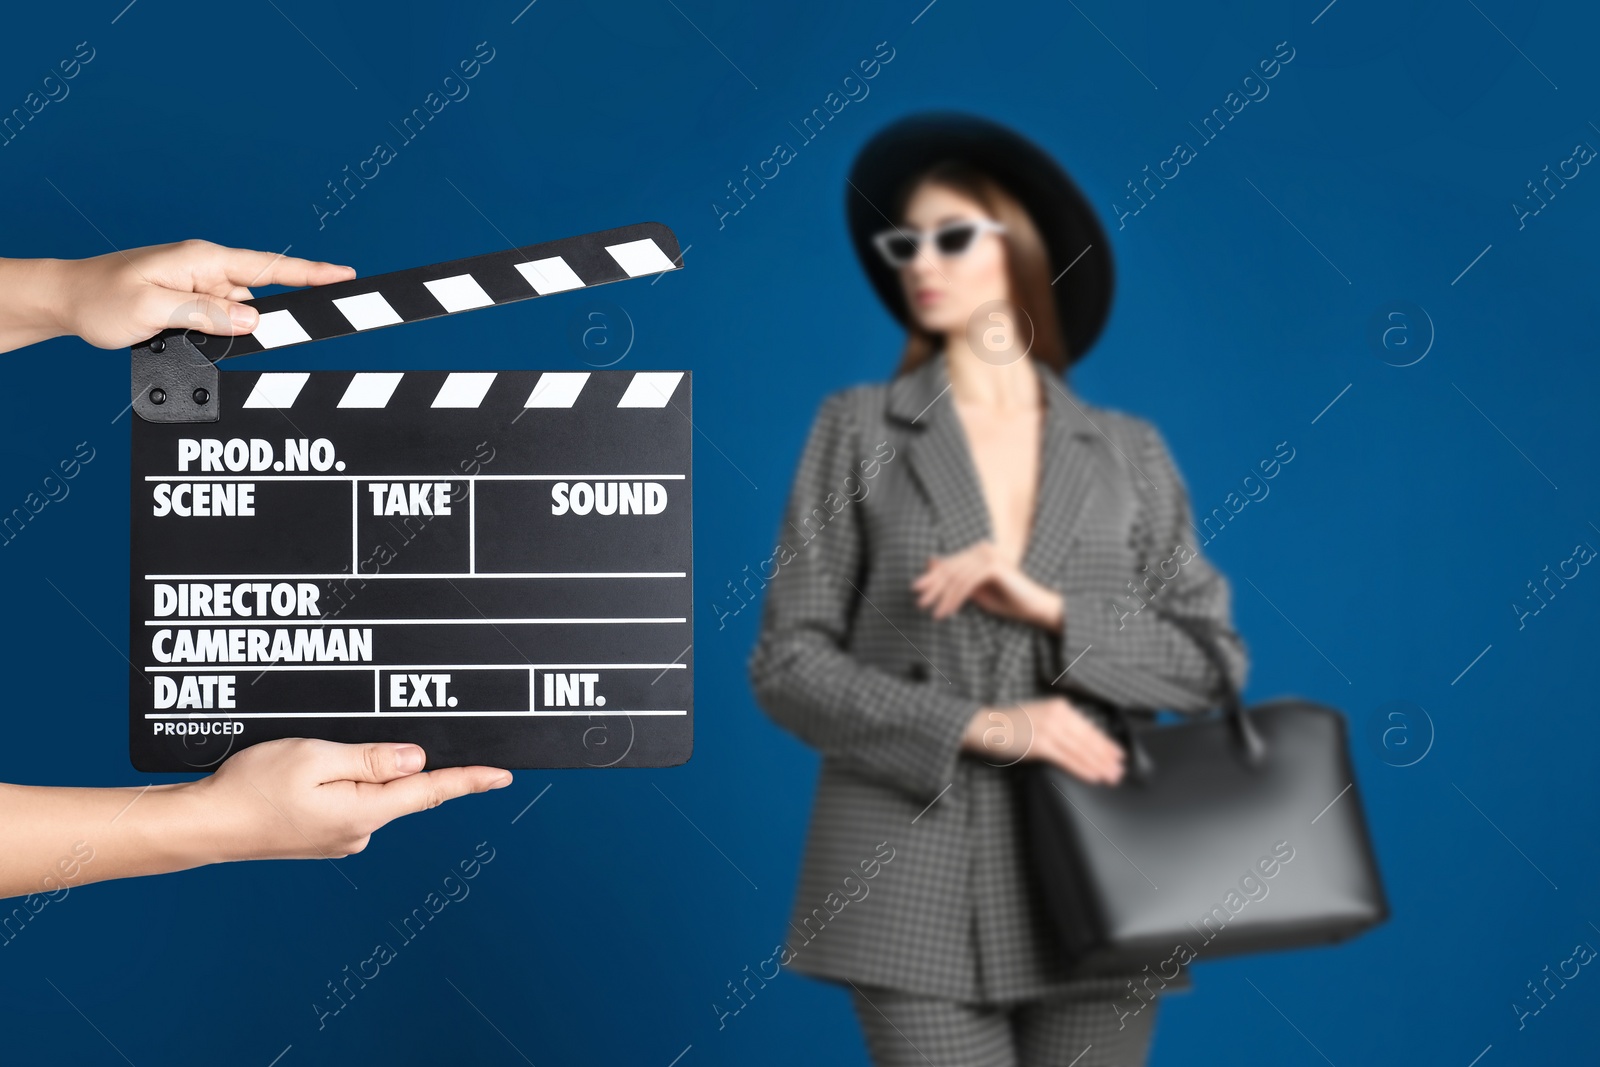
[47,239,354,349]
[912,540,1065,630]
[961,697,1124,785]
[181,738,511,862]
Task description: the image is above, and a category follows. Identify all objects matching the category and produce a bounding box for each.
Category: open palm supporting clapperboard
[127,222,692,772]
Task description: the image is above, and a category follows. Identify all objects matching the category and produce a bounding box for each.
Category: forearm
[0,781,230,899]
[1030,582,1064,632]
[1037,418,1248,710]
[751,633,979,802]
[0,257,72,353]
[1039,579,1245,711]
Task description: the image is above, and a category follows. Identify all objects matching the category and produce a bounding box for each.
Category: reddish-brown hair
[887,159,1068,377]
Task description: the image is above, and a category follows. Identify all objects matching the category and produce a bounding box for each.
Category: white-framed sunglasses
[872,217,1008,268]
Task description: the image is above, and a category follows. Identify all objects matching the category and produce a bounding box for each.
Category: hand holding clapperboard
[129,221,692,773]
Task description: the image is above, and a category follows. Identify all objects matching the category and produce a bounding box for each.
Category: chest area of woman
[955,404,1042,561]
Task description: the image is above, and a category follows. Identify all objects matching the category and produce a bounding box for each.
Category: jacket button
[908,663,929,682]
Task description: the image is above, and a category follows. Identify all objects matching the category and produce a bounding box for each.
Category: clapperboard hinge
[129,221,683,424]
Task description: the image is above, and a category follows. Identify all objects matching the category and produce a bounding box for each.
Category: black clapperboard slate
[128,222,692,772]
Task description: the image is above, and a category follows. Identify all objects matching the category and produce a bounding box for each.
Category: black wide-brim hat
[845,110,1114,364]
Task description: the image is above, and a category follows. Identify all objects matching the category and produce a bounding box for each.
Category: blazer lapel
[886,354,1111,574]
[886,354,993,554]
[1019,365,1107,587]
[985,366,1110,695]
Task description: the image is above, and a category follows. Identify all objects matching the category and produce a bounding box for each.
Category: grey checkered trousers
[748,351,1248,1065]
[850,981,1162,1067]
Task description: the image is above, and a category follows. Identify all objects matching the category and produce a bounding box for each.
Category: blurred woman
[749,112,1247,1067]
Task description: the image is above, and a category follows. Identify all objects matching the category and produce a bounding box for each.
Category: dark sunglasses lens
[935,224,979,256]
[883,234,918,263]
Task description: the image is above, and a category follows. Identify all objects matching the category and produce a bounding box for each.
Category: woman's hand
[0,740,511,898]
[961,697,1124,785]
[0,240,355,353]
[912,540,1065,631]
[183,738,511,862]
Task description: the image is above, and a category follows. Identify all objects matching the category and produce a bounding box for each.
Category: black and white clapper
[128,222,692,772]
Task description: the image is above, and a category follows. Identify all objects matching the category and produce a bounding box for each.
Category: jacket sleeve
[748,391,981,804]
[1035,418,1249,713]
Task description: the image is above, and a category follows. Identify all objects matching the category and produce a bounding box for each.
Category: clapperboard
[128,222,692,772]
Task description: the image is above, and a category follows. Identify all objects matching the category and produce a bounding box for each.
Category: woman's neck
[941,334,1041,411]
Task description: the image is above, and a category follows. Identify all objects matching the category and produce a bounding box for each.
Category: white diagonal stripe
[424,274,495,313]
[251,309,312,349]
[617,371,684,408]
[524,372,591,408]
[514,256,585,295]
[338,372,404,408]
[243,372,310,409]
[606,238,676,276]
[332,291,403,331]
[432,372,497,408]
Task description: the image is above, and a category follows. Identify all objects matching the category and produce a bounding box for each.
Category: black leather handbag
[1021,611,1390,977]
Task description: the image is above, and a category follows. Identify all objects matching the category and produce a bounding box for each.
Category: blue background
[3,0,1598,1063]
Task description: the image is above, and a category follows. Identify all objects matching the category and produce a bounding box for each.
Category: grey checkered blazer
[748,351,1249,1004]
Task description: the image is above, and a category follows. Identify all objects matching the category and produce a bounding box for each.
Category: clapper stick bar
[130,220,683,424]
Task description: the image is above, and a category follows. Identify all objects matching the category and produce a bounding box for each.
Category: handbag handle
[1105,611,1266,782]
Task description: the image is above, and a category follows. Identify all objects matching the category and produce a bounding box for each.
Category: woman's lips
[913,289,942,306]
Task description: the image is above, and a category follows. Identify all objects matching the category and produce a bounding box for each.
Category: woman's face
[895,182,1011,338]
